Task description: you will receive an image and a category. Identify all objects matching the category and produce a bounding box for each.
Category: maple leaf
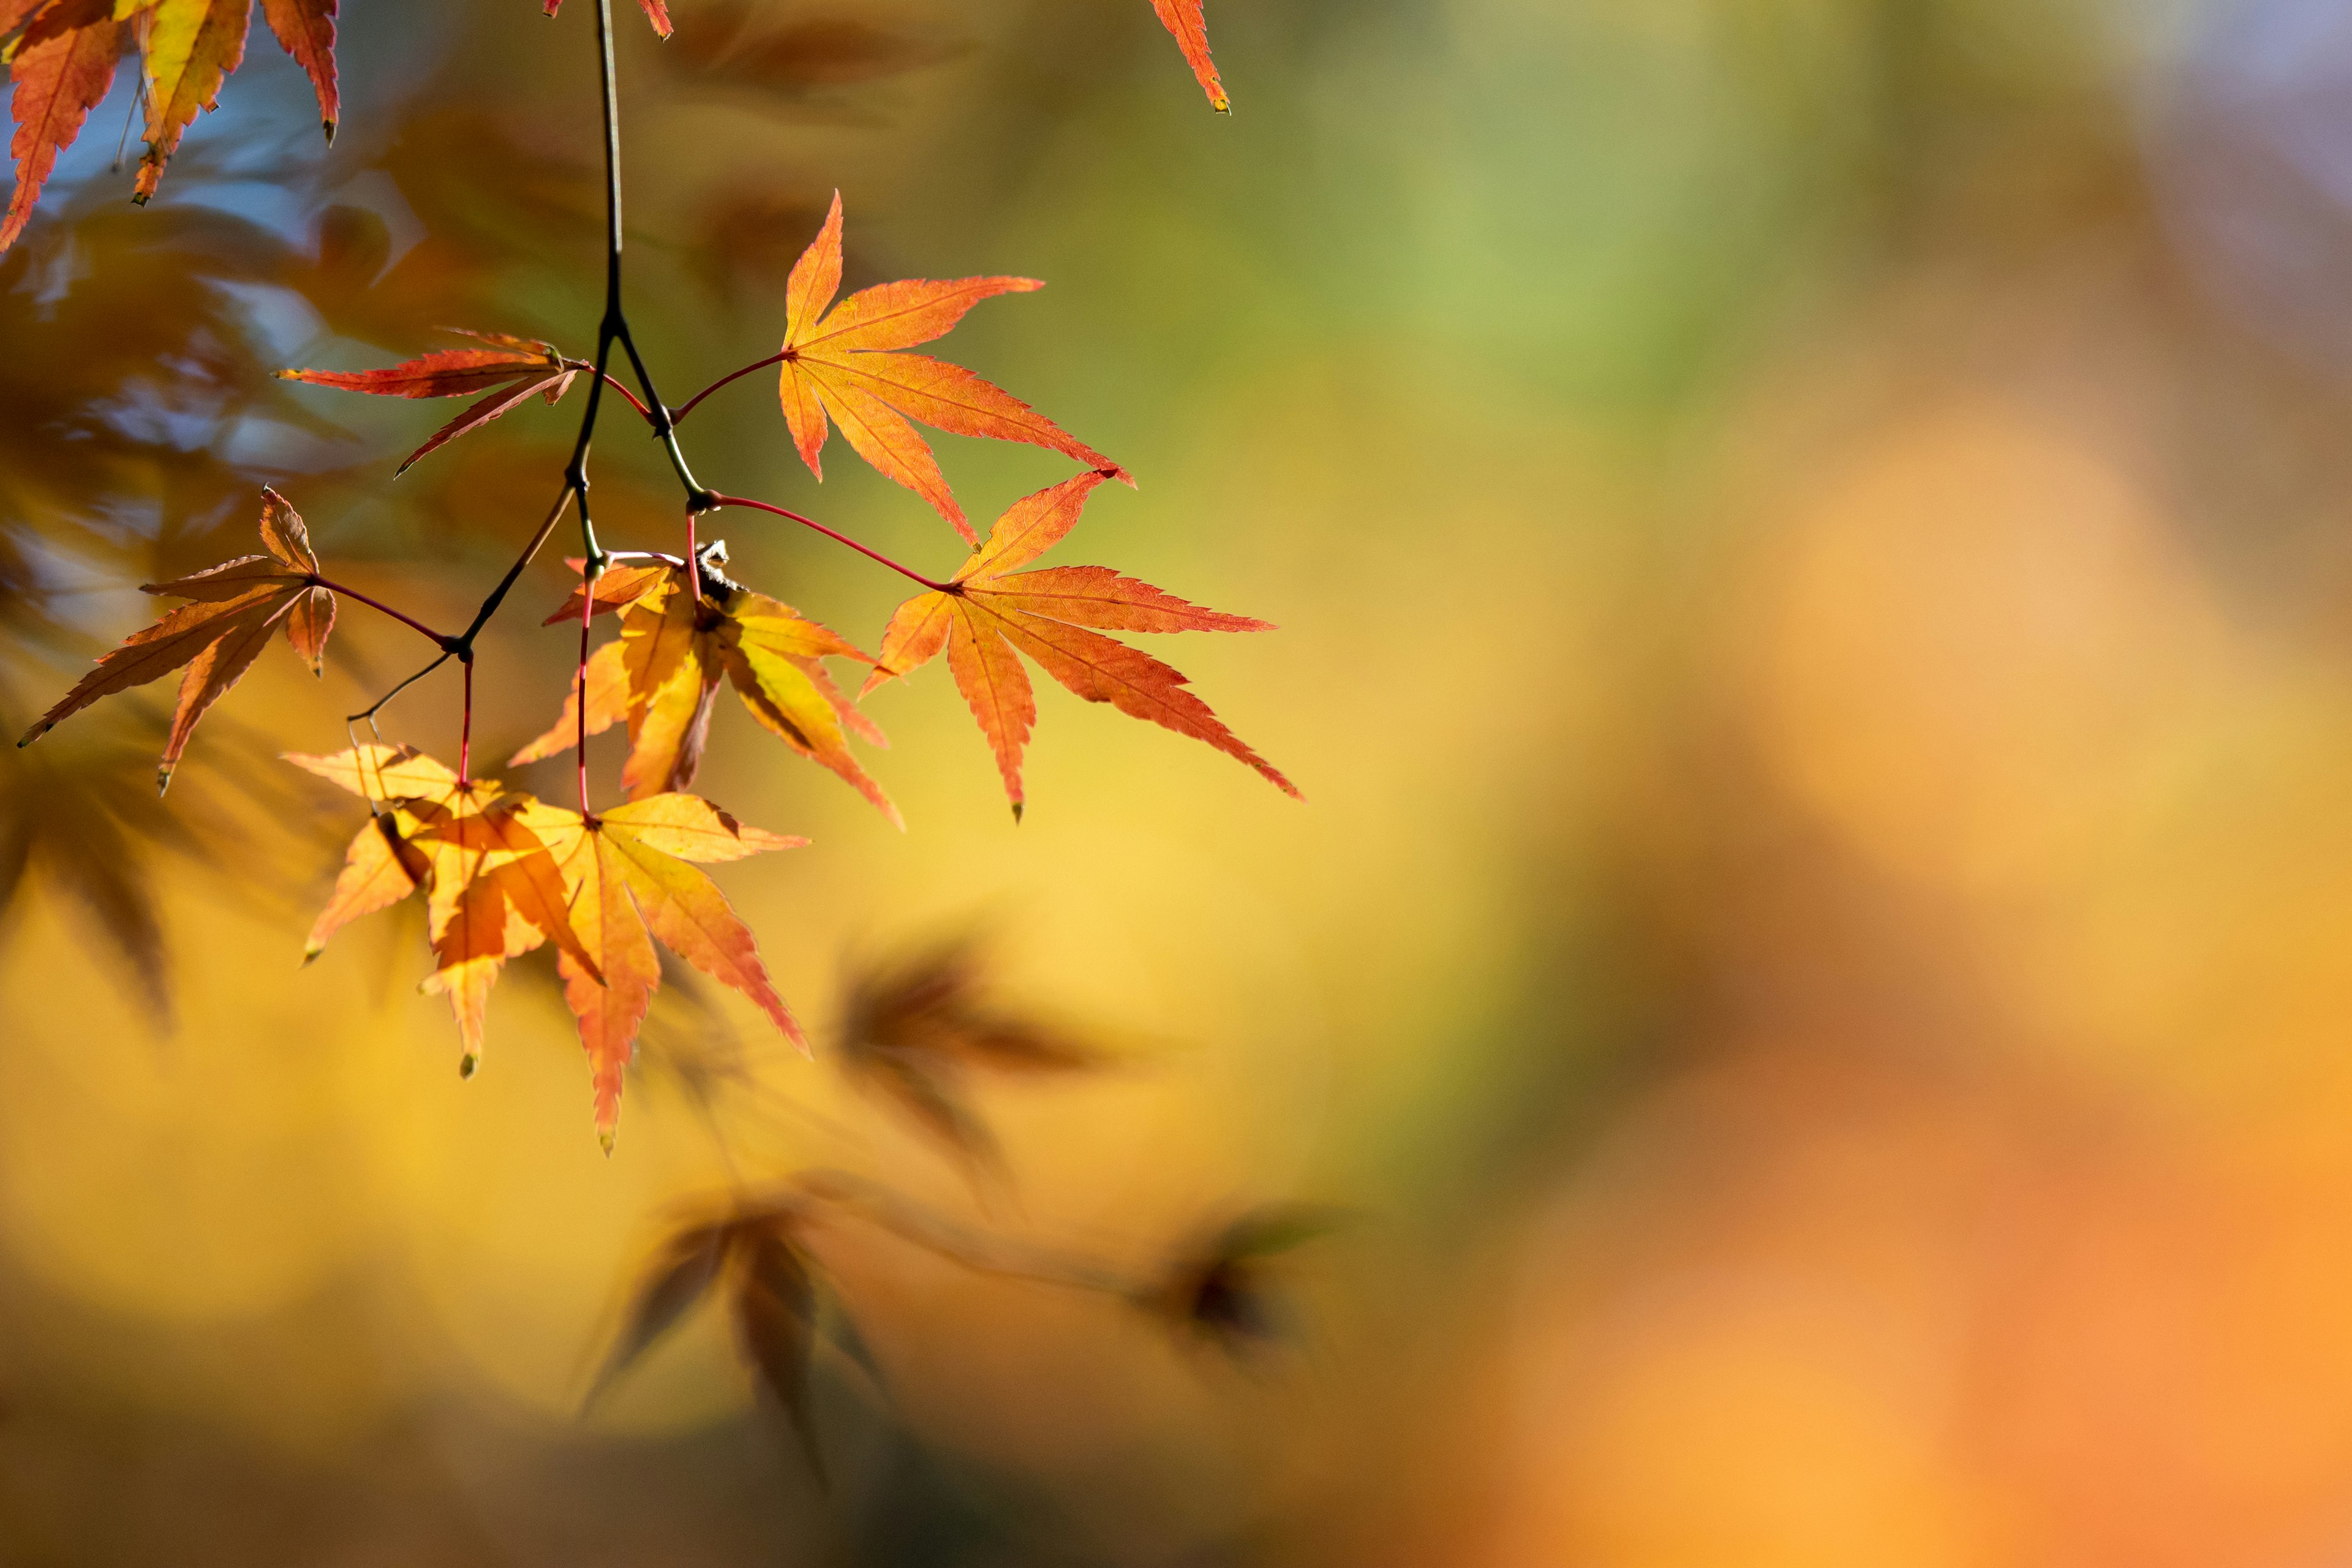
[258,0,337,141]
[777,191,1128,546]
[0,2,127,254]
[590,1204,834,1474]
[523,793,807,1150]
[864,472,1295,817]
[277,330,580,473]
[287,745,603,1075]
[19,489,337,791]
[543,0,673,40]
[1150,0,1227,113]
[512,560,899,826]
[1139,1206,1344,1359]
[837,932,1101,1180]
[135,0,254,203]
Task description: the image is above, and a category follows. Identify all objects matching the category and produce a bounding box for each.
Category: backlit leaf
[1150,0,1227,112]
[20,490,336,792]
[777,192,1127,545]
[528,793,807,1147]
[513,564,897,826]
[865,473,1294,816]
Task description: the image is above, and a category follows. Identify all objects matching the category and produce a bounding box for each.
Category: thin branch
[791,1170,1139,1297]
[464,484,581,647]
[345,649,451,725]
[705,492,953,592]
[672,352,785,425]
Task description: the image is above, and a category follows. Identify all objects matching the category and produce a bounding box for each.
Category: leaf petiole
[703,492,952,593]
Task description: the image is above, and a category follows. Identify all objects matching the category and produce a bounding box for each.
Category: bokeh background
[9,0,2352,1562]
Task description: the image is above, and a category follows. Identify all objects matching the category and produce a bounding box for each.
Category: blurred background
[9,0,2352,1562]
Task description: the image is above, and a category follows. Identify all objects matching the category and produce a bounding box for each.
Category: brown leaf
[732,1222,824,1480]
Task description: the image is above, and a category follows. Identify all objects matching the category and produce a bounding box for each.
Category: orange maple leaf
[513,560,899,826]
[543,0,672,40]
[1150,0,1227,112]
[0,2,127,254]
[865,472,1295,818]
[287,745,603,1074]
[258,0,337,140]
[277,330,580,473]
[19,489,336,791]
[777,192,1127,546]
[134,0,253,203]
[525,793,806,1149]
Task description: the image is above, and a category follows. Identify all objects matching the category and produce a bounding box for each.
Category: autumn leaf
[668,8,963,98]
[277,330,580,473]
[1141,1205,1344,1359]
[777,191,1127,546]
[301,808,429,962]
[864,472,1294,817]
[733,1223,825,1479]
[20,489,336,791]
[136,0,253,203]
[0,2,126,255]
[837,931,1101,1180]
[258,0,337,141]
[512,561,899,827]
[543,0,673,40]
[587,1218,734,1406]
[1150,0,1227,113]
[524,793,807,1150]
[287,745,601,1075]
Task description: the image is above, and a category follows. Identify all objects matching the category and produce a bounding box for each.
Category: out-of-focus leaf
[1142,1205,1344,1360]
[837,929,1103,1180]
[668,7,963,96]
[591,1203,842,1479]
[732,1221,824,1482]
[586,1218,733,1408]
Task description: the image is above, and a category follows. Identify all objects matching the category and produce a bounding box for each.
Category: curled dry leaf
[1150,0,1227,113]
[778,191,1128,545]
[278,330,580,474]
[513,560,899,827]
[865,472,1295,818]
[19,489,336,792]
